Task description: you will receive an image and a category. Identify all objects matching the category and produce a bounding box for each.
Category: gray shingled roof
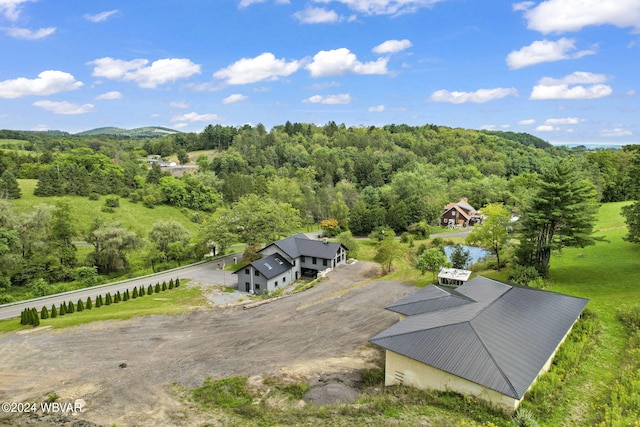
[269,233,309,259]
[252,253,292,279]
[262,233,344,260]
[370,276,588,399]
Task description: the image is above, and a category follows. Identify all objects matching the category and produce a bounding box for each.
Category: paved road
[0,254,240,321]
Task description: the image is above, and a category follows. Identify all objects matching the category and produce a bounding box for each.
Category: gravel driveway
[0,261,415,427]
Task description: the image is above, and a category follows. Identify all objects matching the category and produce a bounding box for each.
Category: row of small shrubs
[596,305,640,426]
[19,278,180,326]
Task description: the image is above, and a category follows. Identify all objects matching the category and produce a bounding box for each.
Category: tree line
[1,122,639,296]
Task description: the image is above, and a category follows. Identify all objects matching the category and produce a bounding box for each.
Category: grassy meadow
[12,179,201,237]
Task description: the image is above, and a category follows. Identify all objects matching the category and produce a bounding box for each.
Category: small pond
[443,245,492,268]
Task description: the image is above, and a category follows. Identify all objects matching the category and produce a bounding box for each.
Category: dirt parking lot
[0,262,415,426]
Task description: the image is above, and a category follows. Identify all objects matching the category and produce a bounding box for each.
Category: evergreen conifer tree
[59,303,66,316]
[139,285,145,296]
[31,308,40,326]
[0,170,21,199]
[115,291,121,303]
[41,306,49,319]
[95,295,102,308]
[86,296,93,310]
[20,309,27,325]
[175,277,180,287]
[51,304,58,318]
[132,287,138,299]
[169,278,174,289]
[124,289,130,301]
[67,301,75,313]
[105,293,112,305]
[147,285,153,295]
[155,283,161,293]
[162,281,167,291]
[77,299,84,312]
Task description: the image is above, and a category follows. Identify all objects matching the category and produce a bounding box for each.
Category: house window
[301,256,306,262]
[256,284,260,290]
[312,257,317,264]
[283,276,286,283]
[245,268,249,274]
[323,259,327,266]
[275,280,278,287]
[255,270,259,276]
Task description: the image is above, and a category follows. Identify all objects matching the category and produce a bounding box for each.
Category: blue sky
[0,0,638,145]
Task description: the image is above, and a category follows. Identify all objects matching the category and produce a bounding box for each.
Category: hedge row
[20,277,180,326]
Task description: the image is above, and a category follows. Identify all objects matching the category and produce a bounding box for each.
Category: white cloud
[95,91,122,100]
[171,112,220,123]
[512,2,534,12]
[518,119,536,125]
[238,0,290,9]
[600,127,632,137]
[0,0,29,21]
[368,104,385,112]
[372,39,412,54]
[521,0,640,33]
[222,93,248,104]
[33,100,95,115]
[536,124,558,132]
[304,93,352,104]
[544,117,581,125]
[306,48,388,77]
[530,71,612,100]
[0,70,83,98]
[294,6,340,23]
[89,57,201,88]
[314,0,444,16]
[214,52,300,85]
[170,101,189,109]
[84,10,119,23]
[506,38,596,69]
[2,26,56,39]
[429,87,518,103]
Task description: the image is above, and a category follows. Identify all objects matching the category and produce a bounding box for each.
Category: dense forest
[0,123,636,297]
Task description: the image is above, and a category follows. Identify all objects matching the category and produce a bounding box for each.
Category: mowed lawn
[12,179,200,237]
[543,201,639,425]
[0,284,207,334]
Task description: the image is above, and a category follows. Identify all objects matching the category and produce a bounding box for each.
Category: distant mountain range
[75,126,181,137]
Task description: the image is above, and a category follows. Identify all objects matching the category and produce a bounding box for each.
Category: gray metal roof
[385,285,475,316]
[252,253,292,279]
[370,276,589,399]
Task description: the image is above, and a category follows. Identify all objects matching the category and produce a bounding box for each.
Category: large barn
[370,276,588,413]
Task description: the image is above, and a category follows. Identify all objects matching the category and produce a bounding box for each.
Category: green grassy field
[11,179,200,237]
[0,283,207,334]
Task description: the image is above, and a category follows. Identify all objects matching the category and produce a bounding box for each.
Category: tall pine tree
[516,159,598,276]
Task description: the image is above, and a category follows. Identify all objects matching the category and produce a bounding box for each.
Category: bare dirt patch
[0,262,414,426]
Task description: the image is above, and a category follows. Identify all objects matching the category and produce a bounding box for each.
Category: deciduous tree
[416,248,449,281]
[466,203,511,270]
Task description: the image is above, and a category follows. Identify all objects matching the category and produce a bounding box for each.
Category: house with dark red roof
[440,198,483,227]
